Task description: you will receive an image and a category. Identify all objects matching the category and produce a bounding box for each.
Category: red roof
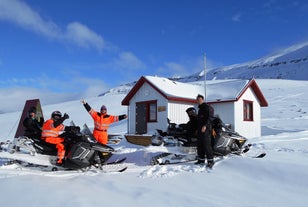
[239,79,268,107]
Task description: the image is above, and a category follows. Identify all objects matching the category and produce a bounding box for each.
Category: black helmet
[51,111,62,120]
[186,107,196,116]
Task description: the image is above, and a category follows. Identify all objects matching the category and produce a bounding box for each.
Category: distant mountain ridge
[176,41,308,82]
[100,41,308,96]
[98,82,136,97]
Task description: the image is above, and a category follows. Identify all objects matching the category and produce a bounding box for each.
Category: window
[148,102,157,122]
[243,100,253,121]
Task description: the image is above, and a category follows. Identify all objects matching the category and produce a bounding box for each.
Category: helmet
[100,105,107,111]
[186,107,196,116]
[51,111,62,120]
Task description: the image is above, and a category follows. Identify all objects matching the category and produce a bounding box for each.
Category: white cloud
[153,54,223,78]
[0,73,111,113]
[65,22,104,51]
[162,62,187,78]
[0,0,61,38]
[232,13,242,22]
[115,51,146,69]
[0,0,104,51]
[66,75,109,99]
[0,87,74,113]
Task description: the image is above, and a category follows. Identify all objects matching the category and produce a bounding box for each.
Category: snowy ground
[0,79,308,207]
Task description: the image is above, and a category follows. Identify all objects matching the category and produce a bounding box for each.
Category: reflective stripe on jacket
[41,119,65,138]
[89,109,119,131]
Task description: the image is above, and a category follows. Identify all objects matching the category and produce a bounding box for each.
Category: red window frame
[147,101,157,122]
[243,100,253,121]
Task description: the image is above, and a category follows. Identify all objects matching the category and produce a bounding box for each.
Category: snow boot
[194,158,205,165]
[206,159,214,169]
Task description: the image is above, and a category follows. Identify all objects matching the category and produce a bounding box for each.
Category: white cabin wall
[168,102,196,125]
[210,102,235,130]
[234,88,261,138]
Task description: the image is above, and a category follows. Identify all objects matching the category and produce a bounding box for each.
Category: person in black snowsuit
[23,106,44,140]
[195,94,214,168]
[177,107,198,146]
[184,107,198,138]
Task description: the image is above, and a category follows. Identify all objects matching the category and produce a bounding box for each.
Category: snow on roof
[205,79,249,102]
[144,76,204,100]
[122,75,267,106]
[145,76,249,102]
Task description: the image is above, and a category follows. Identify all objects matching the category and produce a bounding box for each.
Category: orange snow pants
[93,130,108,145]
[44,137,65,163]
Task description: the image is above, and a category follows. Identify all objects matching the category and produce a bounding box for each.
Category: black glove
[63,113,69,120]
[119,114,127,120]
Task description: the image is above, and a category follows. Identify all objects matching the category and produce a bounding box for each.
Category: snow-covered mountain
[172,41,308,83]
[98,82,136,97]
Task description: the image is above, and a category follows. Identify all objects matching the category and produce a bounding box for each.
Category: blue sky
[1,0,308,112]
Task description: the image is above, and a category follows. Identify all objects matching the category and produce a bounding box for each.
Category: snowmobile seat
[33,139,57,155]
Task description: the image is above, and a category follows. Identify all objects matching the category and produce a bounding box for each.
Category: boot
[206,160,214,169]
[56,151,65,166]
[194,158,205,165]
[56,159,63,166]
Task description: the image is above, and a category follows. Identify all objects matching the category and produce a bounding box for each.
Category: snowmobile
[151,121,249,165]
[152,118,198,147]
[1,126,116,171]
[152,117,247,152]
[150,107,249,165]
[1,99,127,172]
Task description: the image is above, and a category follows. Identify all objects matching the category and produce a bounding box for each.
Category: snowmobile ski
[242,144,252,153]
[151,152,197,165]
[253,152,266,158]
[150,143,263,165]
[0,158,128,173]
[102,165,128,173]
[106,157,126,165]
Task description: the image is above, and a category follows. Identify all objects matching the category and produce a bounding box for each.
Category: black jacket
[23,117,44,139]
[197,102,210,129]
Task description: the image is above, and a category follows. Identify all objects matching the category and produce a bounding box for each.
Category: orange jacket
[89,109,119,131]
[41,119,65,138]
[83,102,126,144]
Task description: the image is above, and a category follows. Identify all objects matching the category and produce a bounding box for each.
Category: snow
[1,79,308,207]
[145,75,204,99]
[144,75,250,102]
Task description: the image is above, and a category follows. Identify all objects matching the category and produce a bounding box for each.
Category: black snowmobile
[151,107,248,165]
[2,126,116,170]
[152,107,246,153]
[152,118,197,147]
[1,99,126,172]
[152,117,246,152]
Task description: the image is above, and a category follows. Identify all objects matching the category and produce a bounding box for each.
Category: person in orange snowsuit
[81,100,127,145]
[41,111,70,165]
